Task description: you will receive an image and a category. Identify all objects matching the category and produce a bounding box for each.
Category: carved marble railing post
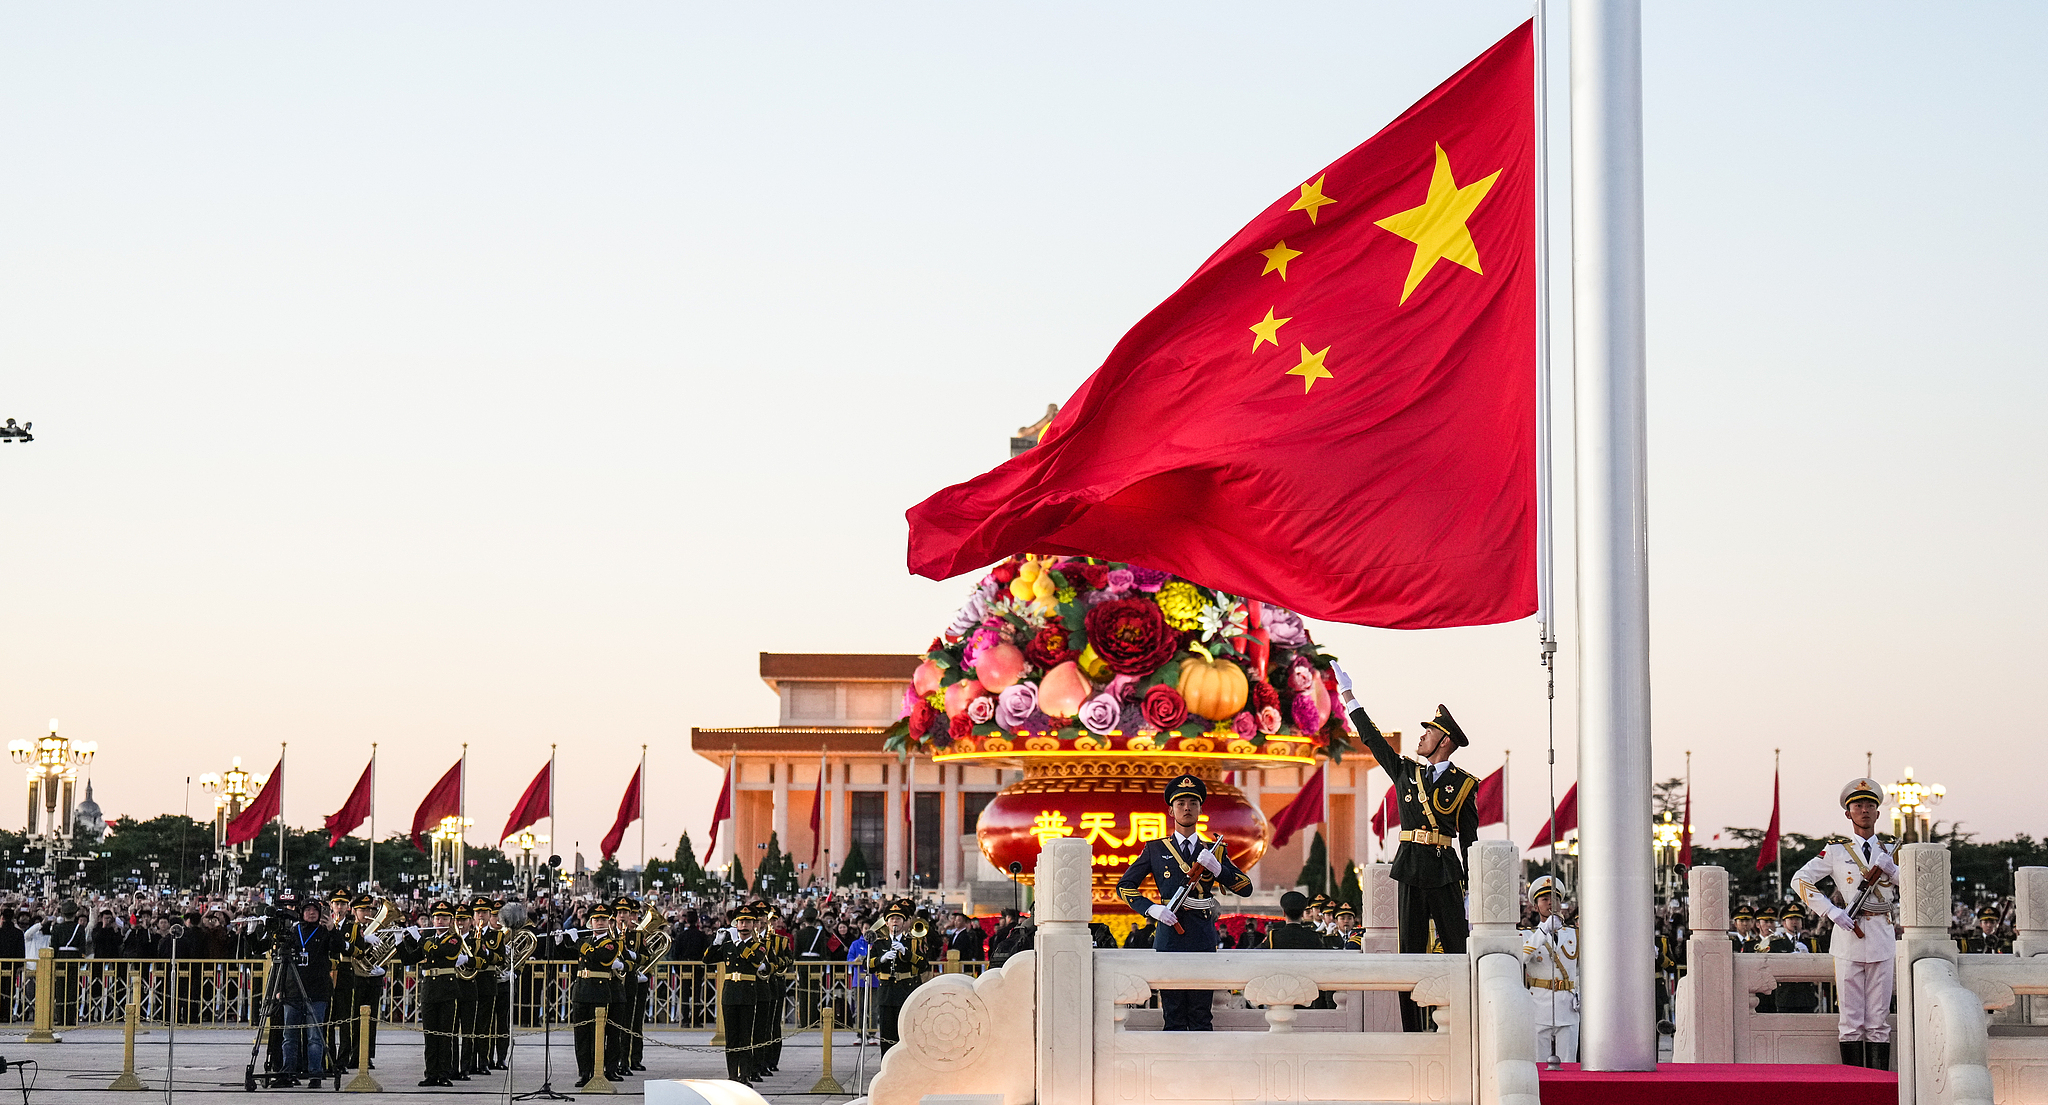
[2016,867,2048,959]
[1673,865,1732,1063]
[1360,862,1398,953]
[1034,838,1094,1105]
[1896,843,1955,1104]
[1468,840,1522,957]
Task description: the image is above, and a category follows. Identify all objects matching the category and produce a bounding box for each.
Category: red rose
[1069,563,1109,591]
[1023,625,1080,670]
[991,562,1019,586]
[948,713,973,741]
[908,697,938,738]
[1083,598,1178,676]
[1141,685,1189,731]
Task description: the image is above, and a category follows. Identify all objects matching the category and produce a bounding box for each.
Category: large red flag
[225,758,283,846]
[906,22,1536,629]
[601,765,641,861]
[1473,765,1506,827]
[410,759,463,851]
[324,759,373,848]
[703,759,732,864]
[1528,783,1577,852]
[1268,766,1327,849]
[1757,769,1781,872]
[501,759,551,844]
[808,757,825,868]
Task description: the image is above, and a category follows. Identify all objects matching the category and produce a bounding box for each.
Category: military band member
[1115,773,1255,1031]
[614,897,655,1074]
[706,904,771,1082]
[1265,891,1324,949]
[1793,777,1899,1070]
[407,903,464,1087]
[570,904,626,1088]
[466,900,504,1076]
[1332,902,1363,951]
[1958,905,2012,954]
[757,903,791,1076]
[334,894,390,1072]
[1763,902,1819,1013]
[1729,906,1756,951]
[1333,664,1480,1031]
[492,901,525,1069]
[1521,876,1578,1063]
[864,899,929,1053]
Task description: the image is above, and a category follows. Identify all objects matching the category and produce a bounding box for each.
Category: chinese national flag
[1268,765,1326,849]
[501,759,551,844]
[1370,784,1399,842]
[907,22,1536,629]
[601,765,642,861]
[1529,783,1577,852]
[1757,769,1781,872]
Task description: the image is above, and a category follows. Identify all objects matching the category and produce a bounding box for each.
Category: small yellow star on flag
[1285,344,1332,393]
[1258,240,1302,279]
[1289,176,1337,224]
[1248,308,1291,351]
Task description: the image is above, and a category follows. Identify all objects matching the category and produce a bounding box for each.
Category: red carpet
[1538,1063,1895,1105]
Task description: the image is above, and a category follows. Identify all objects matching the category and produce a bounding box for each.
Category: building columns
[940,765,962,889]
[885,762,904,889]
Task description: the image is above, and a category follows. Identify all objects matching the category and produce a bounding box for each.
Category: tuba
[636,906,672,964]
[505,928,539,973]
[345,899,394,973]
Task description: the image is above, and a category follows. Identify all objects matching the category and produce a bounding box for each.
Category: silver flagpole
[1570,0,1656,1070]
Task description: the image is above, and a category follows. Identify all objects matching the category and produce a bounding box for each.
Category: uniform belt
[724,973,757,981]
[576,969,616,979]
[1399,829,1457,847]
[1530,977,1574,992]
[881,972,921,981]
[423,968,461,977]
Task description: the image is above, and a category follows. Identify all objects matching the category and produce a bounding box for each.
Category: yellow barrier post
[344,1005,382,1092]
[944,949,961,975]
[107,1001,145,1090]
[709,964,726,1045]
[585,1006,616,1094]
[810,1005,845,1094]
[26,948,59,1044]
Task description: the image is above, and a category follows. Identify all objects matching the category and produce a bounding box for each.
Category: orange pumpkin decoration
[1177,642,1249,721]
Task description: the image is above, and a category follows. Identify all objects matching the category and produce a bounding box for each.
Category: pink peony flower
[1231,711,1257,740]
[1079,693,1122,735]
[963,624,1002,667]
[967,695,997,725]
[995,683,1038,729]
[1261,603,1309,648]
[1104,568,1136,594]
[1290,692,1322,733]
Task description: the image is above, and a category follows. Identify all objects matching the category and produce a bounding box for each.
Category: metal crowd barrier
[0,954,990,1033]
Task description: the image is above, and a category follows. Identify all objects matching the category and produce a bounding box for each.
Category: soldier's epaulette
[1824,835,1851,845]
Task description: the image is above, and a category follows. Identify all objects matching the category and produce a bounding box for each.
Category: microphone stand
[513,935,571,1101]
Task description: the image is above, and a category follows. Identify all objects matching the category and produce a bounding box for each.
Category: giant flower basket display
[887,553,1355,909]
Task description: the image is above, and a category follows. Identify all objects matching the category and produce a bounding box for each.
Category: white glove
[368,966,386,978]
[1196,850,1222,876]
[713,929,729,944]
[455,954,471,967]
[1147,904,1178,927]
[406,926,422,939]
[878,949,897,964]
[612,958,625,972]
[1869,849,1898,879]
[1828,906,1855,930]
[1332,663,1354,694]
[498,970,512,982]
[1539,915,1563,936]
[637,972,649,983]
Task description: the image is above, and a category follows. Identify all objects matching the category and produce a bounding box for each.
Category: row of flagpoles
[219,744,650,883]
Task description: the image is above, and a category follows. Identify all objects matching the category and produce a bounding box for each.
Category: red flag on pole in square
[703,757,733,864]
[1529,783,1577,852]
[1473,765,1506,827]
[906,22,1537,630]
[601,765,642,861]
[1757,768,1781,872]
[324,759,373,848]
[1679,785,1693,868]
[502,759,552,844]
[1268,765,1327,849]
[809,753,826,868]
[1371,784,1399,842]
[225,758,283,847]
[410,759,463,851]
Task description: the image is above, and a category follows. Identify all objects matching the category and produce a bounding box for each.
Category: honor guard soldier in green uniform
[406,903,464,1087]
[1959,905,2012,954]
[706,903,771,1083]
[865,899,930,1053]
[757,903,791,1075]
[1115,773,1256,1030]
[1332,664,1479,1031]
[570,904,625,1088]
[1265,891,1325,949]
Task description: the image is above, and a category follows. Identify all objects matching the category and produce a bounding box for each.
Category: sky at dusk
[1,2,2042,871]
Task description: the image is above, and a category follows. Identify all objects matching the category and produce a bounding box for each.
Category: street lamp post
[9,719,96,898]
[199,758,266,891]
[1885,767,1946,843]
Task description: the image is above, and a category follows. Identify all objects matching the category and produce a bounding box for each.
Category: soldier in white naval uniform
[1792,777,1898,1070]
[1520,875,1578,1063]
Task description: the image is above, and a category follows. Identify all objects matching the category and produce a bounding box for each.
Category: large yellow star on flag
[1248,307,1290,351]
[1285,344,1332,393]
[1373,143,1502,304]
[1289,176,1337,224]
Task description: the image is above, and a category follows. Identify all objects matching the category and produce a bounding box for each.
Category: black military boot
[1867,1042,1890,1070]
[1840,1041,1863,1066]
